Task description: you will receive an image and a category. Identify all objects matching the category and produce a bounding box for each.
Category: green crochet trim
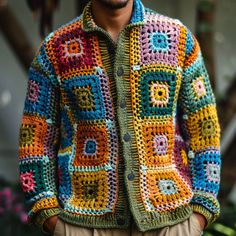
[34,208,61,235]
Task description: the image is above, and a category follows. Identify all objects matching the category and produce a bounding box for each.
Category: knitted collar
[81,0,145,32]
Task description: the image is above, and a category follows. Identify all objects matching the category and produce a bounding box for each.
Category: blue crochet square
[139,71,177,118]
[63,75,105,120]
[24,68,58,120]
[191,151,221,196]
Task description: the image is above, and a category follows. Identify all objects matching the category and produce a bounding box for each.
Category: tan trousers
[53,214,202,236]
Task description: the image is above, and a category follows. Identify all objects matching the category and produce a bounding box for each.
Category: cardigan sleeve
[178,29,221,226]
[18,38,61,232]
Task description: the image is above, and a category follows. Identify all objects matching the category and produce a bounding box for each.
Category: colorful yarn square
[24,68,59,120]
[186,105,220,151]
[191,151,221,196]
[141,120,174,166]
[140,71,176,118]
[19,160,46,200]
[74,121,109,167]
[19,116,48,158]
[139,22,180,66]
[182,59,215,113]
[69,170,111,214]
[63,75,105,120]
[52,26,102,73]
[143,169,192,212]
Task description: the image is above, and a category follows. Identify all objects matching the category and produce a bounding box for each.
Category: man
[18,0,221,235]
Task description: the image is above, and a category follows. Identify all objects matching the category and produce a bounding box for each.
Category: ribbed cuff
[34,208,61,235]
[191,204,219,228]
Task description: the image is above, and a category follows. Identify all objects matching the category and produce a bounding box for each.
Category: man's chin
[96,0,130,10]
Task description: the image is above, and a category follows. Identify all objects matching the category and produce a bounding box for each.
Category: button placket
[114,28,135,188]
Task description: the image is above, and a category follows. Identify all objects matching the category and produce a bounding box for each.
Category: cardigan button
[120,99,126,109]
[123,133,131,142]
[188,151,195,159]
[128,172,135,181]
[117,66,124,77]
[117,217,126,226]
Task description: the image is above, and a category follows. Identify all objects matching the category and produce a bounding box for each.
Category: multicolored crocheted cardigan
[18,0,221,232]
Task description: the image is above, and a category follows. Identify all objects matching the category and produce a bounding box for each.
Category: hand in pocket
[43,215,59,234]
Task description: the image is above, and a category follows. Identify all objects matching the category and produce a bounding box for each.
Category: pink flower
[0,187,14,210]
[20,172,35,193]
[20,212,28,224]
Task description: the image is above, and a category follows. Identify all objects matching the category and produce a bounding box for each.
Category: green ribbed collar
[81,0,145,32]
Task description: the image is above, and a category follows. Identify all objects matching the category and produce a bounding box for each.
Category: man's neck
[91,0,133,42]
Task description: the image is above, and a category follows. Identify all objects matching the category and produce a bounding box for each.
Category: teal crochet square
[139,71,176,118]
[181,57,215,113]
[19,160,47,201]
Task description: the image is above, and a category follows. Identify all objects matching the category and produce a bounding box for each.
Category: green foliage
[204,205,236,236]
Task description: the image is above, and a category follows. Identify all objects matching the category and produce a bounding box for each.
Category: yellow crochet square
[70,170,109,212]
[140,119,174,167]
[186,105,220,151]
[144,168,192,212]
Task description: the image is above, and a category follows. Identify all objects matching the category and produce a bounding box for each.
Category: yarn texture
[19,0,221,232]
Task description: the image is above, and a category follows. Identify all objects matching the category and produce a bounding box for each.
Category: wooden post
[196,0,216,89]
[0,3,34,71]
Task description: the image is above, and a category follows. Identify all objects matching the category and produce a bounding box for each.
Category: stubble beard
[95,0,130,9]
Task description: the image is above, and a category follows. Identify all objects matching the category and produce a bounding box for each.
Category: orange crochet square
[145,169,192,212]
[19,115,47,158]
[74,121,109,166]
[186,105,221,151]
[141,120,174,166]
[70,170,109,212]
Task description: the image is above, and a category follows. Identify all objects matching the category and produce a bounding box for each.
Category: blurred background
[0,0,236,235]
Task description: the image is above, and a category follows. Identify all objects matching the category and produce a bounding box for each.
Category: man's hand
[194,213,207,230]
[43,215,58,234]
